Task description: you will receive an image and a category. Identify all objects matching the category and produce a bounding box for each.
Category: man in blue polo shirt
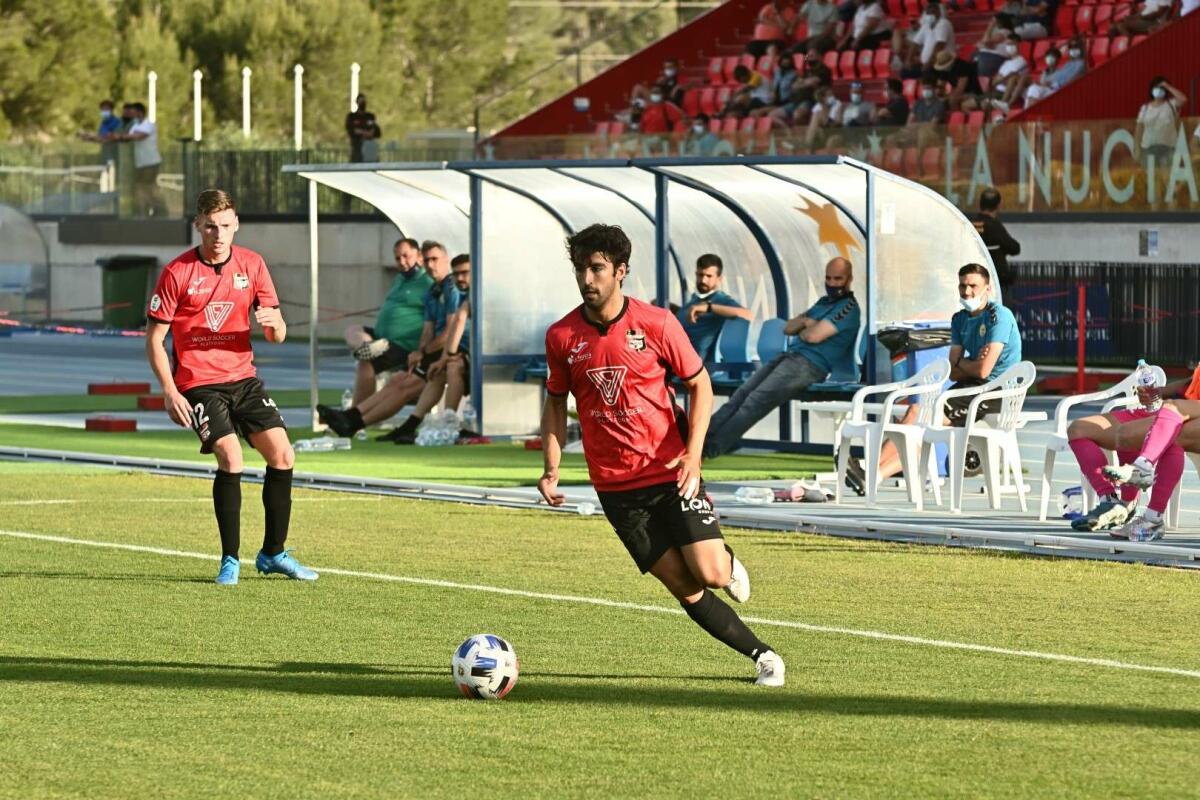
[678,253,752,361]
[873,262,1021,480]
[703,257,860,459]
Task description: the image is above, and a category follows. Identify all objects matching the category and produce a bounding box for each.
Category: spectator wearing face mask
[1021,39,1086,106]
[928,50,984,112]
[655,59,686,106]
[1135,77,1187,167]
[686,115,721,156]
[80,99,123,165]
[875,78,910,126]
[888,78,945,148]
[805,86,844,148]
[972,15,1019,77]
[894,1,955,77]
[840,81,877,127]
[768,48,833,128]
[992,33,1030,108]
[638,88,684,135]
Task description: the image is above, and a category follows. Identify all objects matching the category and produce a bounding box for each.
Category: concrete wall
[1006,221,1200,264]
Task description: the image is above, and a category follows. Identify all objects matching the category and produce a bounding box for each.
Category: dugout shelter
[283,157,991,439]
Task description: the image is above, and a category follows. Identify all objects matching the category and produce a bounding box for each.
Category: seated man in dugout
[860,262,1021,491]
[672,253,753,362]
[343,237,431,404]
[318,241,461,438]
[702,257,860,461]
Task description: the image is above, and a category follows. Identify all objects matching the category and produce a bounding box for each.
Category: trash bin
[96,255,157,329]
[877,326,953,382]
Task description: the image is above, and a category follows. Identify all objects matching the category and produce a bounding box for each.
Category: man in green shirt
[345,237,433,403]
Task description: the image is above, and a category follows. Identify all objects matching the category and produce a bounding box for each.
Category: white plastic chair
[1036,365,1166,522]
[922,361,1037,513]
[835,359,951,510]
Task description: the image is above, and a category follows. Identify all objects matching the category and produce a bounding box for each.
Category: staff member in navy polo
[677,254,753,361]
[873,262,1021,481]
[702,257,860,459]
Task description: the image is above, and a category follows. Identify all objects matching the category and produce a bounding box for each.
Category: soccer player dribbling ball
[145,189,317,585]
[538,224,785,687]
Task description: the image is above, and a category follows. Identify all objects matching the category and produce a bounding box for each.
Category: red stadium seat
[947,110,966,144]
[902,147,920,177]
[1055,5,1077,34]
[708,57,725,85]
[1094,3,1114,32]
[708,118,722,133]
[857,49,875,78]
[722,56,741,84]
[883,148,904,173]
[1090,37,1111,65]
[920,147,942,179]
[1110,35,1130,56]
[682,88,701,117]
[902,78,917,102]
[739,54,757,73]
[793,53,807,72]
[823,50,839,76]
[594,121,610,137]
[699,87,718,116]
[903,0,921,16]
[756,116,774,134]
[838,50,858,79]
[873,47,892,78]
[609,121,625,136]
[887,0,904,16]
[1032,39,1054,63]
[716,86,732,109]
[739,116,758,135]
[1074,5,1095,33]
[1019,41,1034,62]
[1113,2,1134,20]
[966,110,985,142]
[720,116,740,135]
[1130,34,1147,47]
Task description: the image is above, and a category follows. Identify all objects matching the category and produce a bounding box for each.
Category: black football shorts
[181,377,286,454]
[596,480,723,573]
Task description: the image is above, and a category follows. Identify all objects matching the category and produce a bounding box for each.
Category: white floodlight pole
[242,67,252,138]
[293,64,304,152]
[350,63,361,111]
[147,71,157,123]
[192,69,203,141]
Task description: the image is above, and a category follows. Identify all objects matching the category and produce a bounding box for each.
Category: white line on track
[2,528,1198,681]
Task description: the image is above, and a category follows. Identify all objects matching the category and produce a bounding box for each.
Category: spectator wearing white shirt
[116,101,165,217]
[805,86,843,148]
[836,0,893,51]
[1135,77,1186,167]
[1114,0,1172,35]
[894,2,955,77]
[992,33,1029,108]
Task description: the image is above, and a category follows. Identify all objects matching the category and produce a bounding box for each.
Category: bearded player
[145,189,317,585]
[538,224,785,687]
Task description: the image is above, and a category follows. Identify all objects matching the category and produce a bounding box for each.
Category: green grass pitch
[1,463,1198,797]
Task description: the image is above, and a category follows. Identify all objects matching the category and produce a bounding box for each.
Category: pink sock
[1141,406,1184,464]
[1069,437,1117,497]
[1116,450,1141,503]
[1148,444,1184,513]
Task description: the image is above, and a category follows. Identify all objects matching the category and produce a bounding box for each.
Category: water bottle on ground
[576,501,596,516]
[1059,485,1085,521]
[461,399,478,434]
[1135,359,1162,412]
[733,486,776,505]
[340,389,353,410]
[294,436,352,452]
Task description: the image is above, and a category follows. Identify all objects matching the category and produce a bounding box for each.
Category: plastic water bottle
[341,389,353,410]
[576,501,596,516]
[1059,485,1085,521]
[293,436,352,452]
[1135,359,1162,412]
[733,486,776,505]
[461,399,477,433]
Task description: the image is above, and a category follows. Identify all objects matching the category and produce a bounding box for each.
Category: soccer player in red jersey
[538,224,785,686]
[145,189,317,585]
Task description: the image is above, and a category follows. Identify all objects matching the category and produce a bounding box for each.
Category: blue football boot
[255,549,319,581]
[215,555,240,585]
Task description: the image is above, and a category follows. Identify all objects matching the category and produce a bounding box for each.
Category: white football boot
[754,650,786,687]
[1102,460,1156,490]
[724,548,750,604]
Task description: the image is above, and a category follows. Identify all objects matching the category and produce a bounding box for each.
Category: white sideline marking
[2,528,1198,681]
[0,497,382,506]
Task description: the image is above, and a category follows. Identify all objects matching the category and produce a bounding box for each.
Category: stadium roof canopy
[283,157,991,435]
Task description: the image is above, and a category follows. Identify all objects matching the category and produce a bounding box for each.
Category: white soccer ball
[452,633,519,700]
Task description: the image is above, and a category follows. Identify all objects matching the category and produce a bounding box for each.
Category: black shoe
[840,447,867,497]
[390,432,417,445]
[375,427,408,442]
[315,404,337,423]
[321,408,356,437]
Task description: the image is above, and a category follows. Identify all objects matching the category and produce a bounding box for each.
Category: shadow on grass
[0,571,212,584]
[0,656,1197,728]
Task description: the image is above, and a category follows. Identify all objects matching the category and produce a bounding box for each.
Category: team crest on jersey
[979,322,987,338]
[586,366,627,406]
[625,329,646,352]
[204,301,235,332]
[233,273,249,290]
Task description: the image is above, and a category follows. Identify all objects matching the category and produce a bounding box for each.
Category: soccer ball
[452,633,519,700]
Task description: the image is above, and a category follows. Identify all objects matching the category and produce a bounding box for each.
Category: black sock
[681,589,771,660]
[345,407,365,433]
[261,466,293,556]
[397,413,423,434]
[213,470,242,559]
